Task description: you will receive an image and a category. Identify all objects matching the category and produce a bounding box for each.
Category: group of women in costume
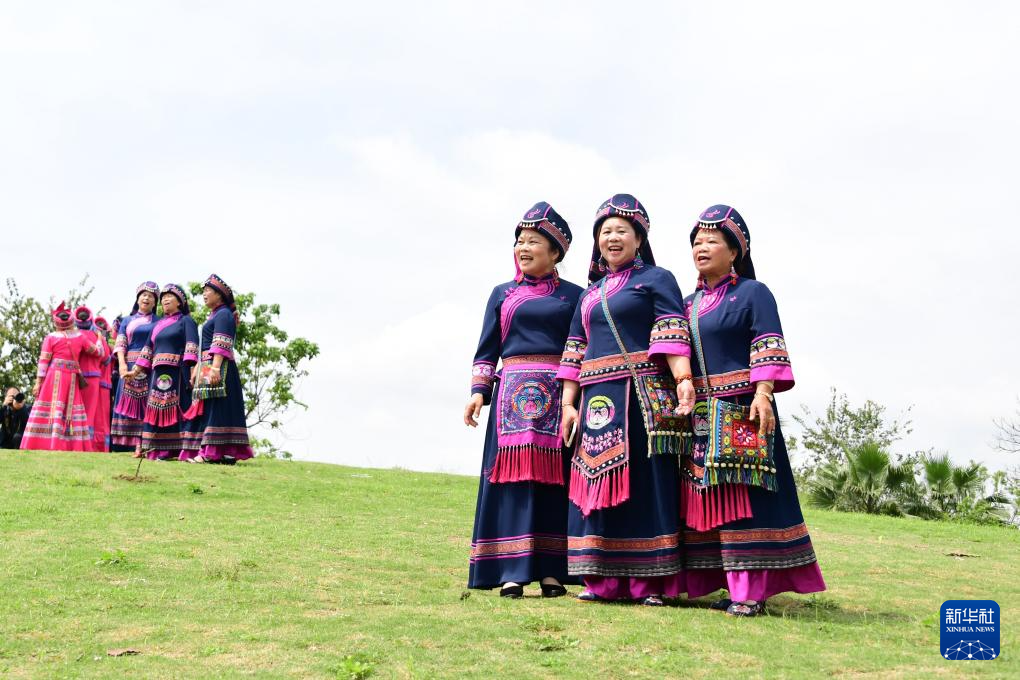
[464,195,825,616]
[21,274,253,465]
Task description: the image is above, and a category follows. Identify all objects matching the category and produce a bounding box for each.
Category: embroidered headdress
[513,201,572,282]
[589,193,656,283]
[94,316,110,337]
[689,204,756,280]
[74,305,93,330]
[52,301,74,331]
[160,283,191,315]
[515,201,572,260]
[204,273,239,324]
[131,281,160,315]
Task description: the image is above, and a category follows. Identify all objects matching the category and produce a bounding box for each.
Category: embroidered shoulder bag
[598,278,687,455]
[687,288,777,490]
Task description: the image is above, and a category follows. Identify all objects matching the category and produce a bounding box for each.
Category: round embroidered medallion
[511,380,552,420]
[585,395,615,430]
[156,374,173,391]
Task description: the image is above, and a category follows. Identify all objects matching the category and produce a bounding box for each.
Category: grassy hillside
[1,451,1017,679]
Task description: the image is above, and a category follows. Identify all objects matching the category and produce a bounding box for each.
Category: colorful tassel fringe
[680,477,753,531]
[569,464,630,517]
[488,445,564,485]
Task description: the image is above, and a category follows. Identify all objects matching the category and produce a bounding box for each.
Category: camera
[14,393,25,403]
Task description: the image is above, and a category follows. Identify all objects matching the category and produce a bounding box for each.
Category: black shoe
[709,597,733,611]
[499,584,524,599]
[540,583,568,598]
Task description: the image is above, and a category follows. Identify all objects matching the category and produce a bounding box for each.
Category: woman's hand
[189,366,198,388]
[118,365,130,379]
[749,393,776,436]
[463,393,484,427]
[207,369,221,386]
[31,381,40,399]
[675,378,695,415]
[561,405,578,445]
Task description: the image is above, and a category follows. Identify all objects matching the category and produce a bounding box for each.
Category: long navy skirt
[683,399,825,600]
[567,389,684,579]
[468,400,578,589]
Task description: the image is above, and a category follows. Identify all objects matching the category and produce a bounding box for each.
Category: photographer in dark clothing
[1,387,29,449]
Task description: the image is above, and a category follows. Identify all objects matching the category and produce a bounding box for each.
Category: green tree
[807,442,923,517]
[808,443,1007,525]
[793,388,913,470]
[187,283,319,457]
[0,276,95,393]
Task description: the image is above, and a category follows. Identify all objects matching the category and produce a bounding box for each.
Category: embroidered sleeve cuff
[751,365,795,392]
[558,337,586,383]
[134,355,152,369]
[471,361,496,391]
[114,336,128,353]
[184,342,199,364]
[211,332,235,358]
[649,316,691,350]
[749,334,792,391]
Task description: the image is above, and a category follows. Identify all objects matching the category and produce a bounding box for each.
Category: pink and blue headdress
[131,281,160,315]
[52,301,74,331]
[514,201,572,281]
[74,305,94,330]
[689,204,756,280]
[589,193,656,284]
[160,283,191,315]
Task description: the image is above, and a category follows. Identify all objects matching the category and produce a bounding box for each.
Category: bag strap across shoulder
[689,289,712,391]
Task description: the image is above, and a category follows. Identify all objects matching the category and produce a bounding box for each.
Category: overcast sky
[2,1,1018,474]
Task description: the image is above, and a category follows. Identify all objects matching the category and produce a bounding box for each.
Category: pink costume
[93,317,115,452]
[74,306,110,452]
[20,303,100,452]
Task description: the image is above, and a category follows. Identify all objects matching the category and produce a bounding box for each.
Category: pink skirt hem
[685,562,827,601]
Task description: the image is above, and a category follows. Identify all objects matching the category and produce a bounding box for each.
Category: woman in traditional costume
[180,274,253,464]
[464,202,583,598]
[681,205,825,616]
[73,306,109,452]
[20,303,102,451]
[94,316,115,451]
[112,282,159,456]
[131,284,199,461]
[557,194,696,606]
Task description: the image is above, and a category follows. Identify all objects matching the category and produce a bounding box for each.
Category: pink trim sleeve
[555,364,581,382]
[207,346,234,361]
[134,355,152,369]
[648,315,691,359]
[557,336,586,383]
[647,341,692,359]
[751,365,795,392]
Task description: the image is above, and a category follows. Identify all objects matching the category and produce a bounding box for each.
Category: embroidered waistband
[49,358,81,372]
[694,369,752,397]
[502,354,561,368]
[579,351,661,385]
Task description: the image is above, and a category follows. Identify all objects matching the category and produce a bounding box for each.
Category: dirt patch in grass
[114,474,155,483]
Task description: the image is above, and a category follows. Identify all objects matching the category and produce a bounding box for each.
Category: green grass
[1,451,1017,679]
